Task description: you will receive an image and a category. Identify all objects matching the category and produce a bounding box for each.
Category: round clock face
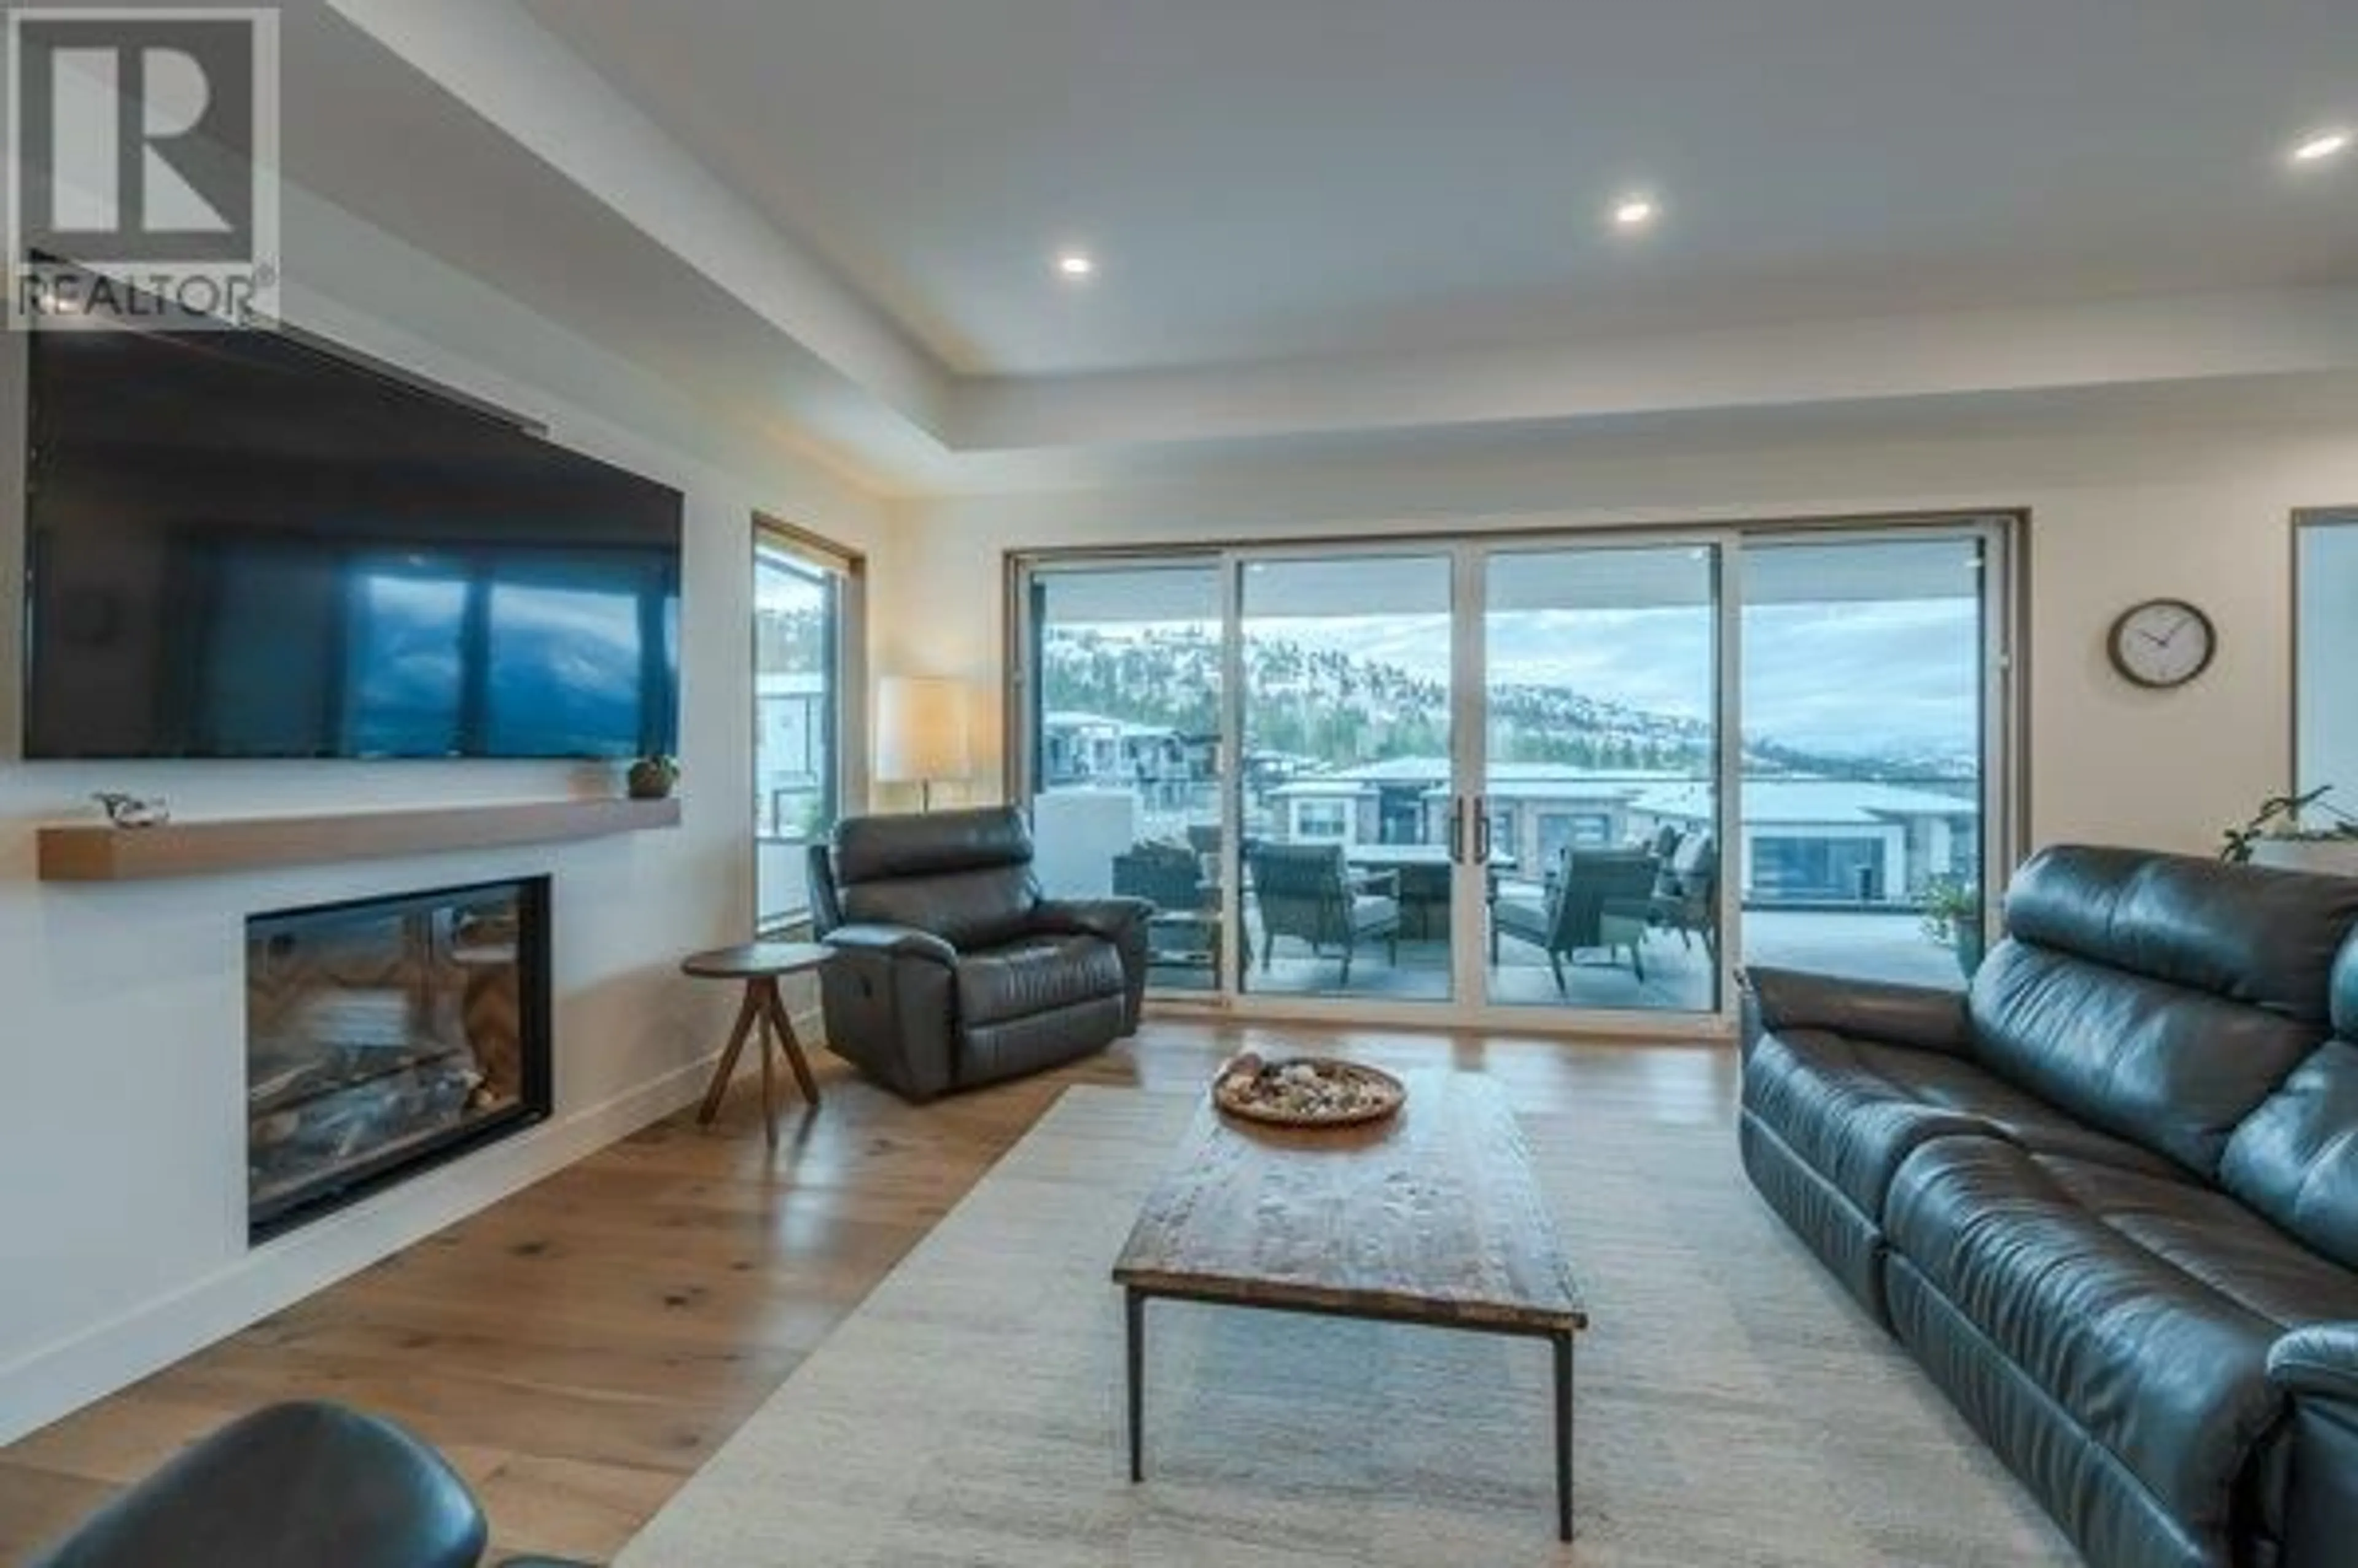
[2109,599,2215,688]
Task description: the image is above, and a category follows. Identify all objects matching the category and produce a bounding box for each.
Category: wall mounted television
[20,314,683,759]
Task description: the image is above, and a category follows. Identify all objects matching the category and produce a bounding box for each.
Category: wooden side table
[681,942,828,1146]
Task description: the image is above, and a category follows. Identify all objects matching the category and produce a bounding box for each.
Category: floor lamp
[875,675,972,812]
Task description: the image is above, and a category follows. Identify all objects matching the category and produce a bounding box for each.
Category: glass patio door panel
[1236,553,1457,1003]
[1028,564,1226,992]
[1737,535,1993,992]
[1477,544,1723,1014]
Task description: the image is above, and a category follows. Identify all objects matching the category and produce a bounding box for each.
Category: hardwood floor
[0,1019,1737,1564]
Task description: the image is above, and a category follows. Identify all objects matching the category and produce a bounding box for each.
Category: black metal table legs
[1554,1328,1575,1542]
[1125,1287,1146,1484]
[1122,1287,1576,1541]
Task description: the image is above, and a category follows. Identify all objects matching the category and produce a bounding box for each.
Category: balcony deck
[1150,907,1964,1012]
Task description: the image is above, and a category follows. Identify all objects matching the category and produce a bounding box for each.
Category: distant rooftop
[1041,710,1184,739]
[1631,780,1975,825]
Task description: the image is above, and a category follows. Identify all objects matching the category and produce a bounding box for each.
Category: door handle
[1474,796,1492,863]
[1448,798,1466,865]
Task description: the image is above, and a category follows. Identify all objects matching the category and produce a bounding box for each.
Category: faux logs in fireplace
[246,877,551,1240]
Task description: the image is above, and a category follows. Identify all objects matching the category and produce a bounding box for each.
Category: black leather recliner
[808,807,1151,1101]
[1741,844,2358,1568]
[23,1400,588,1567]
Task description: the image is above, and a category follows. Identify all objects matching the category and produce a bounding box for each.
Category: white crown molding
[317,1,2358,497]
[328,0,955,446]
[943,286,2358,456]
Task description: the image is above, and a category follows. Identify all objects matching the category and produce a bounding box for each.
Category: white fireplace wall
[0,185,889,1441]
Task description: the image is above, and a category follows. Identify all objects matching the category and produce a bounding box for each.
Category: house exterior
[1626,779,1978,904]
[1039,710,1216,807]
[1263,758,1976,906]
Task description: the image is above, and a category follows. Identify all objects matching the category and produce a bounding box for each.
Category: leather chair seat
[1746,1026,2177,1220]
[26,1402,488,1568]
[1888,1138,2358,1530]
[955,936,1125,1027]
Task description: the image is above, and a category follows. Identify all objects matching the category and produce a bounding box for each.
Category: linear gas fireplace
[247,877,551,1240]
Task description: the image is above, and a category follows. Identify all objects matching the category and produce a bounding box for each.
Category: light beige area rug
[617,1085,2072,1566]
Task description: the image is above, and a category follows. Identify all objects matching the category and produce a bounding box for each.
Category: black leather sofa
[25,1400,586,1567]
[1741,844,2358,1568]
[809,806,1151,1101]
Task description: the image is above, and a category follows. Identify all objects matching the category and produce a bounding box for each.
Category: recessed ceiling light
[1612,196,1658,230]
[1056,251,1096,279]
[2291,129,2352,164]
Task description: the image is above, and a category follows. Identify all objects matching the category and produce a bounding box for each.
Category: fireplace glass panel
[247,879,548,1236]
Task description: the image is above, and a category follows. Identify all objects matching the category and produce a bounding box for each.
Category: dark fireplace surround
[246,877,552,1241]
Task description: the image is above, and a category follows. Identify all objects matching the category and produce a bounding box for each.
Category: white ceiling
[231,1,2358,490]
[519,0,2358,378]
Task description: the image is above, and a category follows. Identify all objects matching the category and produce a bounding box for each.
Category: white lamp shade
[874,675,973,784]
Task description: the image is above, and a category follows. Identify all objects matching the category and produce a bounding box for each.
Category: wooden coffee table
[1111,1071,1587,1540]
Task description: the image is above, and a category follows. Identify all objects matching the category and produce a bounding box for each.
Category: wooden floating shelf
[36,797,682,883]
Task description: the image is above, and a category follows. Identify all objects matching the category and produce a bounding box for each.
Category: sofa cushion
[2221,1039,2358,1273]
[835,806,1033,883]
[1743,1027,2175,1220]
[2000,845,2358,1025]
[2338,933,2358,1038]
[831,808,1045,951]
[1971,941,2330,1180]
[843,866,1040,952]
[1967,848,2358,1182]
[1887,1139,2358,1532]
[955,936,1124,1027]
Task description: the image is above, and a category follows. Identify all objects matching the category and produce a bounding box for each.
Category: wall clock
[2107,599,2216,689]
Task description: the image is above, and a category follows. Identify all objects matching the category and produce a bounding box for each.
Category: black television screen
[21,320,683,759]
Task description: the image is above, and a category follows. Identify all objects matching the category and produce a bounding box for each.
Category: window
[1752,834,1889,904]
[756,522,863,930]
[1293,799,1350,840]
[1536,811,1613,868]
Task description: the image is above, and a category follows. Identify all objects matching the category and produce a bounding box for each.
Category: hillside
[1041,625,1972,779]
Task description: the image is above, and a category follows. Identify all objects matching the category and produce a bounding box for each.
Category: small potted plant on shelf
[1920,874,1986,980]
[626,754,680,801]
[2220,785,2358,874]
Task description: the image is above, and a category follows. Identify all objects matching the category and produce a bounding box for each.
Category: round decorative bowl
[1211,1054,1407,1128]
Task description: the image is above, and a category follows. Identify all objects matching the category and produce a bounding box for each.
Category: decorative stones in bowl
[1212,1053,1407,1128]
[93,791,171,828]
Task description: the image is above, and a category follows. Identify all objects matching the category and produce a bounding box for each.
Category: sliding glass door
[1236,552,1460,1003]
[1479,543,1724,1016]
[1023,563,1226,992]
[1737,534,1999,991]
[1011,517,2012,1028]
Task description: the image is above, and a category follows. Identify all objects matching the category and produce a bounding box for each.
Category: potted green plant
[2220,785,2358,873]
[626,754,680,801]
[1920,875,1986,979]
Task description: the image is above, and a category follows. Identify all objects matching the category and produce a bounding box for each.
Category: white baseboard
[0,1050,726,1447]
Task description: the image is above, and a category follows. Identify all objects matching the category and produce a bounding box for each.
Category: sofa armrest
[1740,966,1974,1058]
[1031,896,1153,942]
[822,923,957,966]
[1032,897,1152,1036]
[2270,1325,2358,1568]
[813,926,959,1100]
[2273,1325,2358,1403]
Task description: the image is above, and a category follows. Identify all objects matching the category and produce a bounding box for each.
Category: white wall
[0,194,887,1441]
[880,415,2358,861]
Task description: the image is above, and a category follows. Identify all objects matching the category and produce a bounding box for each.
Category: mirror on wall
[2296,509,2358,803]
